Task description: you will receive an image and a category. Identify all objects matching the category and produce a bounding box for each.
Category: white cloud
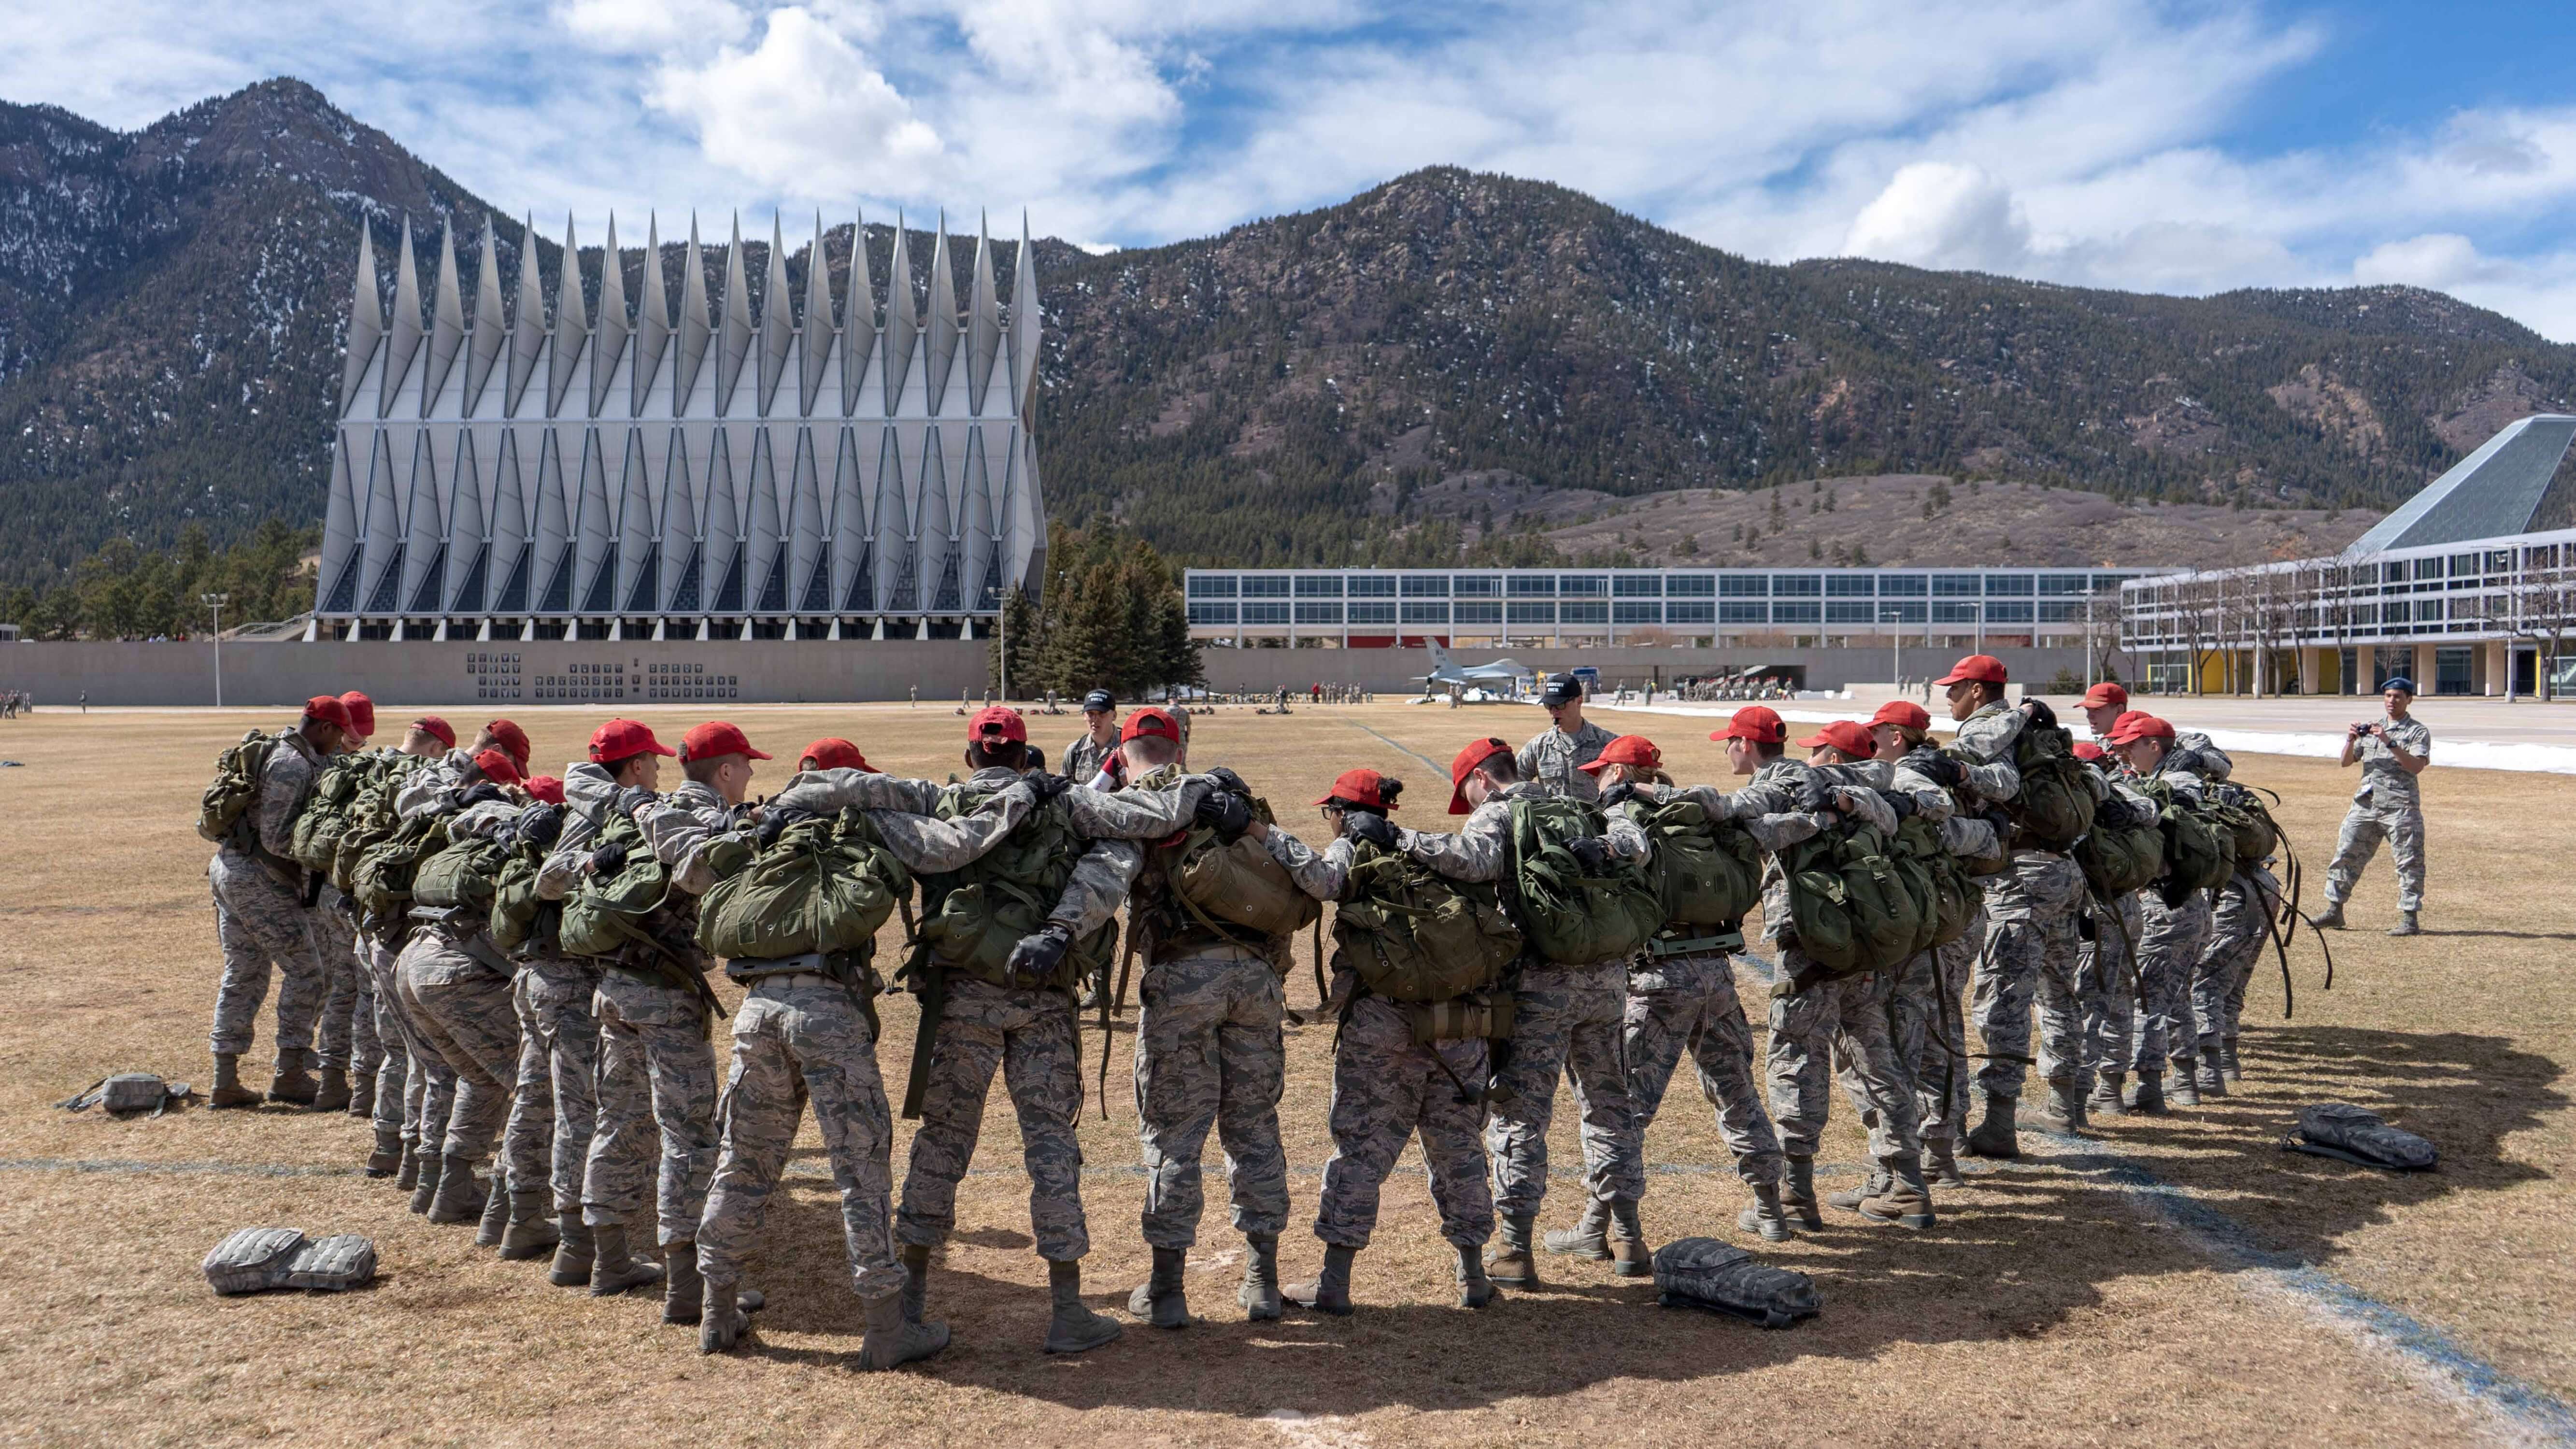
[1845,163,2029,271]
[555,0,751,52]
[645,7,943,195]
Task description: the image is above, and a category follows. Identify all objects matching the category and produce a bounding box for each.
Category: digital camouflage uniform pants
[1971,852,2087,1102]
[2077,892,2142,1091]
[2207,866,2283,1049]
[1623,951,1780,1186]
[1908,914,1983,1144]
[698,972,904,1302]
[898,976,1090,1262]
[584,971,718,1247]
[2128,890,2213,1076]
[207,850,325,1063]
[514,958,601,1214]
[1486,961,1642,1220]
[365,936,423,1145]
[1316,991,1495,1250]
[398,929,523,1163]
[1134,951,1289,1250]
[1766,952,1922,1168]
[2326,793,2426,913]
[310,891,380,1077]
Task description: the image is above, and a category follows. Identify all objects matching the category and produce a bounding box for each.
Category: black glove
[2021,697,2059,730]
[1566,836,1612,872]
[1598,781,1637,811]
[612,785,657,820]
[1195,788,1252,842]
[1914,751,1967,789]
[588,840,630,877]
[462,781,509,807]
[1204,767,1251,797]
[756,805,816,849]
[518,803,564,850]
[1879,789,1916,820]
[1003,922,1073,989]
[1026,770,1075,802]
[1343,810,1398,848]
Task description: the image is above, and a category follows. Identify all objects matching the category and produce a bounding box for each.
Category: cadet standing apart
[1518,673,1617,802]
[2314,679,2432,936]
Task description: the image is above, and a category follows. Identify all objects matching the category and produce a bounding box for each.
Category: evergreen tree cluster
[990,522,1202,701]
[2,519,315,640]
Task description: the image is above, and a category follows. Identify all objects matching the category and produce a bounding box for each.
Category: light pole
[201,593,228,708]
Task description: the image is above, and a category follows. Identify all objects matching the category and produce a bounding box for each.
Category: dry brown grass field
[1,700,2571,1448]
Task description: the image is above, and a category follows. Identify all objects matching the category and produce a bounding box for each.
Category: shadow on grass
[711,1023,2560,1416]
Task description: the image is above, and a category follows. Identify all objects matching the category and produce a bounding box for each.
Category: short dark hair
[605,753,657,785]
[967,740,1028,771]
[1752,740,1784,761]
[1477,753,1518,783]
[683,754,736,785]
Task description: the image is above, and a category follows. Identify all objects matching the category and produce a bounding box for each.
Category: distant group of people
[0,689,30,718]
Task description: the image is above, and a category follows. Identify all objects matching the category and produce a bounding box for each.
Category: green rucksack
[488,845,558,957]
[1507,796,1664,966]
[1332,840,1523,1002]
[2074,795,2165,899]
[1158,796,1323,946]
[349,813,450,924]
[556,810,676,960]
[699,810,912,963]
[913,783,1114,992]
[197,731,280,847]
[2003,724,2096,850]
[293,754,387,877]
[332,757,428,894]
[1893,814,1980,950]
[1781,823,1927,977]
[413,834,513,911]
[2139,778,2234,903]
[1631,796,1763,931]
[2204,781,2279,865]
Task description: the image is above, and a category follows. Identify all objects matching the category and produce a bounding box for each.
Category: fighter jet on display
[1418,641,1531,698]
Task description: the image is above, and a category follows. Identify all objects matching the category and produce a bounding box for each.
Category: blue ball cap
[2382,676,2415,695]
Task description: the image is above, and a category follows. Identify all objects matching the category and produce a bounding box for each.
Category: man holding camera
[2315,678,2433,937]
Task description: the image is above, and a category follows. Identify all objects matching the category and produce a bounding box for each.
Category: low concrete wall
[0,639,992,707]
[1196,644,2090,696]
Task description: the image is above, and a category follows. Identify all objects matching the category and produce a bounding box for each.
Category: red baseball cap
[1448,737,1514,814]
[483,719,531,769]
[1870,700,1931,731]
[1709,705,1786,745]
[302,695,353,731]
[525,774,567,804]
[588,718,673,764]
[968,706,1028,745]
[1578,735,1662,775]
[413,715,457,750]
[1317,767,1399,811]
[681,721,771,763]
[798,738,874,772]
[2106,711,2175,745]
[1121,707,1181,744]
[1795,720,1877,757]
[337,691,376,739]
[2071,741,2107,762]
[1934,654,2008,686]
[471,747,525,787]
[2080,682,2128,710]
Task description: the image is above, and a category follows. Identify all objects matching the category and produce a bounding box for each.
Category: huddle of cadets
[193,653,2297,1367]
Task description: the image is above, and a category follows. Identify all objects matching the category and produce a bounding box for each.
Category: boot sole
[1542,1244,1611,1261]
[1857,1209,1936,1230]
[1609,1260,1651,1278]
[1042,1326,1125,1353]
[499,1238,561,1261]
[1285,1296,1355,1317]
[550,1264,596,1287]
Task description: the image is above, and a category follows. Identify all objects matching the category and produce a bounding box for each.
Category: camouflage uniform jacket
[1677,759,1865,946]
[1946,701,2028,807]
[536,762,626,901]
[2352,716,2432,808]
[394,748,478,819]
[1517,719,1619,802]
[633,781,754,898]
[231,727,327,886]
[1842,752,2002,859]
[1390,780,1648,884]
[1061,732,1116,784]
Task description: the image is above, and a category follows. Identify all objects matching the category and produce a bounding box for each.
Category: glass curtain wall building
[1187,567,2160,650]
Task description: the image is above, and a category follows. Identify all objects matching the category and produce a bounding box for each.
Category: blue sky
[15,0,2576,337]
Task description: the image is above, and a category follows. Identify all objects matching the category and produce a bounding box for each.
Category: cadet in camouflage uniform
[487,775,582,1267]
[1706,710,1933,1230]
[393,755,531,1226]
[1385,736,1647,1286]
[2197,854,2280,1089]
[2071,741,2148,1118]
[1108,709,1294,1330]
[768,707,1214,1355]
[2102,712,2220,1113]
[368,716,458,1181]
[1257,767,1500,1316]
[696,750,1061,1365]
[1939,655,2096,1158]
[206,696,350,1108]
[2317,678,2433,936]
[1581,735,1792,1238]
[1063,689,1119,783]
[1517,673,1616,802]
[310,690,381,1116]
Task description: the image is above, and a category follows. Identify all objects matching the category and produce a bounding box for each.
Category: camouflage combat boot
[267,1048,318,1106]
[1239,1234,1282,1321]
[1965,1092,2019,1158]
[311,1067,352,1114]
[1781,1156,1825,1231]
[1827,1171,1889,1214]
[1285,1244,1357,1317]
[475,1167,512,1244]
[394,1143,421,1193]
[1736,1181,1793,1240]
[1855,1157,1936,1230]
[427,1155,489,1225]
[1487,1214,1541,1286]
[408,1151,444,1214]
[2127,1070,2167,1115]
[663,1240,704,1324]
[2308,901,2346,931]
[1541,1199,1611,1262]
[346,1071,374,1120]
[2167,1059,2201,1108]
[857,1287,948,1369]
[2220,1038,2242,1083]
[209,1053,261,1109]
[899,1243,932,1326]
[587,1223,665,1298]
[1455,1243,1496,1309]
[699,1277,751,1355]
[365,1126,403,1179]
[2388,911,2420,937]
[549,1216,595,1287]
[2088,1073,2128,1118]
[2029,1077,2086,1135]
[1042,1259,1123,1353]
[499,1190,562,1261]
[1607,1201,1651,1278]
[1128,1246,1189,1329]
[1923,1138,1968,1190]
[2198,1045,2229,1098]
